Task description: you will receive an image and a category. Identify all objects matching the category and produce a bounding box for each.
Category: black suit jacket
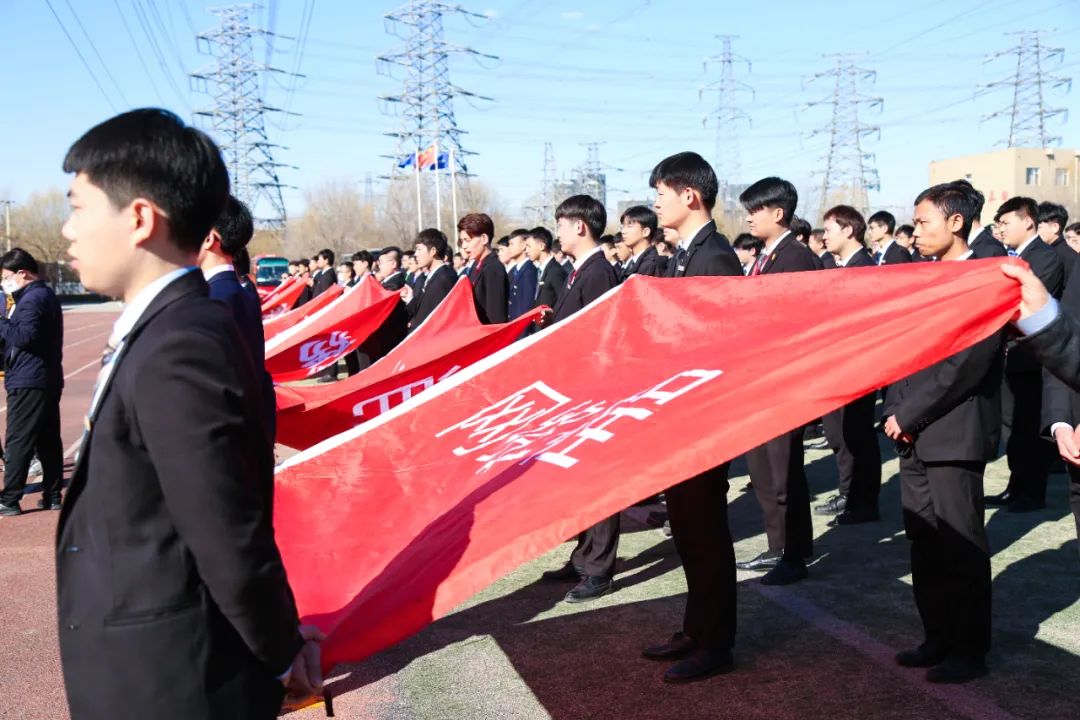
[552,249,619,322]
[756,232,820,275]
[884,258,1004,463]
[1041,265,1080,435]
[879,241,913,266]
[535,257,567,310]
[311,267,336,296]
[1047,235,1076,284]
[207,270,276,443]
[969,227,1007,259]
[1007,238,1065,374]
[840,247,876,268]
[381,271,407,292]
[409,264,456,329]
[821,252,837,269]
[469,252,509,324]
[624,244,667,279]
[665,221,743,279]
[56,271,301,719]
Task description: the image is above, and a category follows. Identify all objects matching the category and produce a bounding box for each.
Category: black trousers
[900,452,991,659]
[1,387,63,506]
[746,428,813,559]
[822,392,881,513]
[1069,465,1080,556]
[569,514,619,578]
[665,463,736,651]
[1004,370,1055,503]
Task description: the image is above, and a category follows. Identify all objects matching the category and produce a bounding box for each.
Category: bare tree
[9,189,69,263]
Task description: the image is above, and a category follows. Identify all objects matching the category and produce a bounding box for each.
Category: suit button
[67,623,79,630]
[64,546,81,553]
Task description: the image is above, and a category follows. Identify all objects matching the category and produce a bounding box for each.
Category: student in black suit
[815,206,882,525]
[196,195,276,444]
[351,249,374,281]
[733,232,764,275]
[291,258,313,308]
[524,226,566,312]
[896,224,930,262]
[233,247,261,302]
[55,108,321,719]
[539,195,620,604]
[737,176,818,585]
[791,217,823,270]
[619,205,667,278]
[337,262,356,287]
[458,212,509,324]
[869,210,912,266]
[405,228,457,329]
[506,228,539,320]
[1038,201,1075,283]
[377,247,407,291]
[883,179,1004,685]
[553,240,575,276]
[635,152,743,684]
[310,248,337,296]
[983,197,1065,511]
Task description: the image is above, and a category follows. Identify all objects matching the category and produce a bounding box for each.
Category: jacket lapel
[680,221,715,276]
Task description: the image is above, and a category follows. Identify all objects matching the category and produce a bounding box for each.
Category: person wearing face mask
[0,248,64,516]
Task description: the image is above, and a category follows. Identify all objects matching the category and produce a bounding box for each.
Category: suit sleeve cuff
[1016,298,1059,335]
[1050,422,1072,439]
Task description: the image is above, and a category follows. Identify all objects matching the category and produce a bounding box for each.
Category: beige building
[929,147,1080,226]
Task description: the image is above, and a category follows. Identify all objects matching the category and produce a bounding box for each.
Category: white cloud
[561,10,584,20]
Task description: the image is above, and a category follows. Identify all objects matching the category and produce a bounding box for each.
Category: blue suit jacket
[508,260,539,321]
[207,270,277,443]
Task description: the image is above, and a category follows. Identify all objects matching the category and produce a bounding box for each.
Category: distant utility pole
[981,30,1071,148]
[0,200,13,253]
[804,54,883,219]
[191,4,297,229]
[701,35,753,210]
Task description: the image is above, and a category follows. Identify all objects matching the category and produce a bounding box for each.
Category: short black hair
[62,108,228,253]
[739,177,798,227]
[233,247,251,275]
[867,210,896,235]
[213,195,254,257]
[496,235,510,247]
[352,250,373,265]
[649,151,718,212]
[896,224,915,239]
[1066,222,1080,235]
[1,248,40,275]
[527,226,554,251]
[381,246,402,268]
[789,216,812,242]
[414,228,450,261]
[824,205,868,245]
[295,258,310,268]
[555,194,607,240]
[317,248,335,265]
[552,240,564,255]
[995,196,1039,224]
[733,233,764,254]
[619,205,659,241]
[509,227,531,241]
[1038,201,1068,229]
[914,179,981,240]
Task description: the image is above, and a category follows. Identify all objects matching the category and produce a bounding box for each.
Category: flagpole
[450,148,459,251]
[434,140,442,233]
[414,146,422,232]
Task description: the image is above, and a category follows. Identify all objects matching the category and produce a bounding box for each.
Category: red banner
[261,276,306,317]
[275,279,546,449]
[264,284,344,341]
[265,276,402,382]
[271,260,1020,673]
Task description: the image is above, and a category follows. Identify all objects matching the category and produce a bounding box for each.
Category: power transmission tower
[573,142,609,207]
[190,4,296,229]
[525,142,557,226]
[981,30,1071,148]
[377,1,496,178]
[701,35,753,211]
[804,54,882,219]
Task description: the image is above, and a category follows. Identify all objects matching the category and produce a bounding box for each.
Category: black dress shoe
[760,558,807,586]
[565,575,614,603]
[895,642,948,668]
[541,562,583,582]
[36,497,62,511]
[1006,496,1046,513]
[0,502,23,517]
[814,494,847,515]
[925,656,987,684]
[828,508,880,526]
[642,632,696,661]
[662,648,734,684]
[736,549,782,571]
[806,438,830,450]
[984,490,1011,507]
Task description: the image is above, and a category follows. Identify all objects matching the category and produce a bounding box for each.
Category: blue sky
[2,0,1079,223]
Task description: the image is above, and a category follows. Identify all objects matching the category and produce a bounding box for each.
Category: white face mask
[336,273,348,285]
[1,279,18,295]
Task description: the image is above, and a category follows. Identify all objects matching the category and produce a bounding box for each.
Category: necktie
[77,332,122,462]
[566,268,580,289]
[751,253,768,276]
[1007,249,1019,257]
